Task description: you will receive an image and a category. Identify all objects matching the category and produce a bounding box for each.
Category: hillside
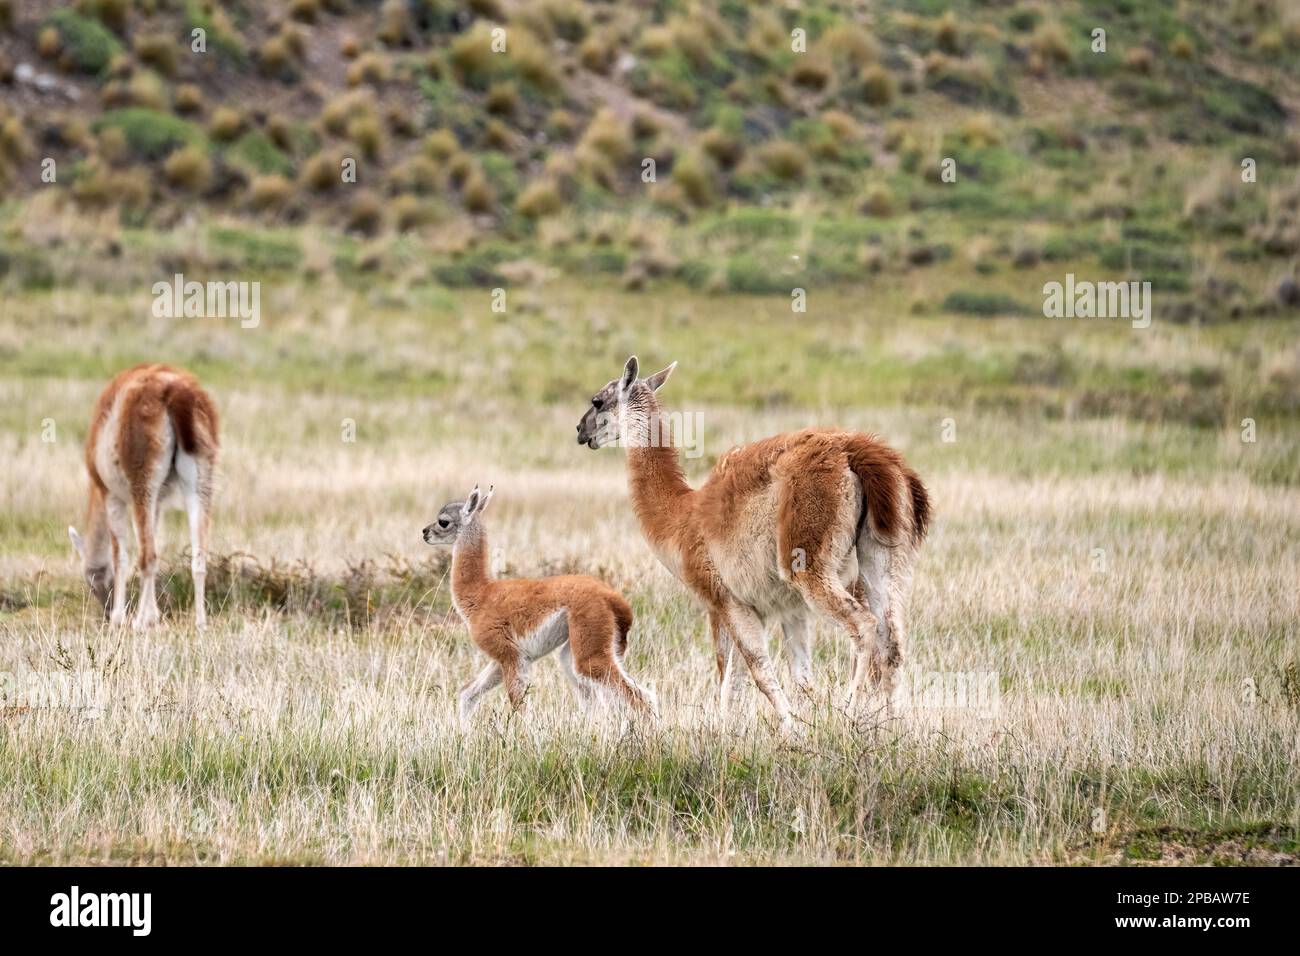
[0,0,1298,312]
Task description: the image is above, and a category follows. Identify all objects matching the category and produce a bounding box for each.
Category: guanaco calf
[423,484,654,718]
[69,364,219,630]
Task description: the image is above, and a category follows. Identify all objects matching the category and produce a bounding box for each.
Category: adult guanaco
[575,357,929,731]
[423,484,655,718]
[69,364,218,630]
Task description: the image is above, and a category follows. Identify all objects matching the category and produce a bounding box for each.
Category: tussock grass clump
[348,53,393,88]
[390,194,434,231]
[289,0,321,23]
[576,109,632,188]
[485,82,521,117]
[246,173,294,213]
[821,23,880,69]
[672,149,718,208]
[347,113,385,159]
[70,158,151,210]
[377,0,412,47]
[756,140,809,182]
[174,83,205,115]
[449,24,501,89]
[579,33,613,74]
[700,127,743,169]
[134,33,179,78]
[387,155,441,195]
[345,188,385,235]
[860,65,895,106]
[208,106,245,142]
[163,145,213,192]
[462,168,497,214]
[790,55,833,91]
[1031,23,1072,66]
[424,128,459,160]
[516,178,563,218]
[860,183,893,217]
[300,150,342,192]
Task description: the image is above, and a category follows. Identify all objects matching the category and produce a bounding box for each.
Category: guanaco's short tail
[846,433,930,548]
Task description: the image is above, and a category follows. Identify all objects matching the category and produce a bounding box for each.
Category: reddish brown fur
[77,364,219,628]
[439,495,652,716]
[585,363,929,724]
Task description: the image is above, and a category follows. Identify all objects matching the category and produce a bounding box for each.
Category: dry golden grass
[1,280,1297,865]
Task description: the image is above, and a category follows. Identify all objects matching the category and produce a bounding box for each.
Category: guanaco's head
[423,484,494,546]
[575,355,676,449]
[68,524,113,615]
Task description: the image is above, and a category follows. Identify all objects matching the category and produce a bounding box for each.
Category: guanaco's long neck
[451,521,490,614]
[84,485,114,568]
[625,396,694,545]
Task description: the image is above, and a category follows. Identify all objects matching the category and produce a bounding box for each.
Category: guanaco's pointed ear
[644,361,676,392]
[462,485,481,519]
[68,526,85,559]
[620,355,639,392]
[477,485,495,514]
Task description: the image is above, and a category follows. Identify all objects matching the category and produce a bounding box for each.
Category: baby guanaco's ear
[461,485,481,519]
[644,361,676,392]
[477,485,495,514]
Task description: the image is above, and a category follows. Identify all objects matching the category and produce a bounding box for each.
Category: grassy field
[1,269,1298,865]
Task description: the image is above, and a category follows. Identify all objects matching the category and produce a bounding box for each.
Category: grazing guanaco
[423,484,655,718]
[68,364,219,630]
[575,357,929,731]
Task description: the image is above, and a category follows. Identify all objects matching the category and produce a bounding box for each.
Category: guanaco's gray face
[422,485,493,545]
[68,526,112,616]
[576,356,675,449]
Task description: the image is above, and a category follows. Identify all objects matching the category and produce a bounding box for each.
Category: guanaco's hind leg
[779,468,884,708]
[570,604,654,714]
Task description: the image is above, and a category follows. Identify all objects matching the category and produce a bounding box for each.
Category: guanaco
[423,484,655,718]
[69,364,219,630]
[575,357,929,731]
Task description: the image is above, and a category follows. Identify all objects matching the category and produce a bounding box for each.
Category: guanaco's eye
[437,517,450,528]
[592,397,604,410]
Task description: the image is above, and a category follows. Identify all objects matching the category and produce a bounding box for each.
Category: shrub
[134,33,179,77]
[579,34,613,74]
[388,156,441,195]
[821,23,879,68]
[228,132,294,176]
[348,53,392,87]
[512,26,561,93]
[449,24,499,89]
[1031,22,1073,66]
[95,108,203,161]
[516,178,563,217]
[941,290,1029,315]
[423,128,459,160]
[289,0,320,23]
[377,0,411,47]
[347,113,384,159]
[485,82,521,117]
[163,145,212,192]
[463,169,497,213]
[390,194,433,231]
[757,140,808,182]
[209,106,245,142]
[45,10,120,74]
[37,26,61,60]
[174,83,205,115]
[672,149,717,207]
[861,66,895,106]
[1170,33,1195,60]
[247,173,293,213]
[482,119,513,151]
[790,55,832,91]
[300,150,341,192]
[1124,47,1153,73]
[700,127,743,169]
[860,184,893,217]
[345,189,385,234]
[960,114,1000,147]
